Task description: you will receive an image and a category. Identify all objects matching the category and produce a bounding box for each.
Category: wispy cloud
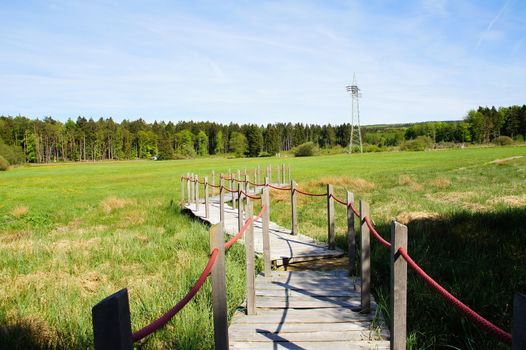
[475,0,514,50]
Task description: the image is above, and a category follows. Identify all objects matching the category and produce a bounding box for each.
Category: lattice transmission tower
[346,74,363,154]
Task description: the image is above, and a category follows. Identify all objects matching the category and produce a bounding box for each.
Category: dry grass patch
[399,175,423,191]
[100,196,135,213]
[10,206,29,218]
[304,176,375,192]
[396,211,439,224]
[118,208,146,227]
[429,177,451,189]
[489,156,523,165]
[487,194,526,207]
[426,191,475,204]
[462,202,488,211]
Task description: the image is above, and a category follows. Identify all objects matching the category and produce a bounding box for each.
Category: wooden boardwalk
[184,191,390,349]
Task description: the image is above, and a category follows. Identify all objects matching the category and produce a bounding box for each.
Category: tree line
[0,105,524,164]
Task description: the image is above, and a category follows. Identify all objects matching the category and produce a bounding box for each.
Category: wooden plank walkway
[184,190,390,349]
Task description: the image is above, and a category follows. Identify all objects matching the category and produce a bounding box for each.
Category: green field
[1,146,525,349]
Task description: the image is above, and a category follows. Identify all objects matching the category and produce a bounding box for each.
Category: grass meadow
[1,145,525,349]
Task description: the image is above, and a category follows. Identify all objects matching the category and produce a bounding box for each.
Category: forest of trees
[0,105,524,164]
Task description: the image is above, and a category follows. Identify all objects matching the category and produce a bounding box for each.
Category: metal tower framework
[346,74,363,154]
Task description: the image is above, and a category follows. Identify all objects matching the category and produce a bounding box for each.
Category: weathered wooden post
[281,164,285,186]
[390,221,407,350]
[220,175,225,231]
[231,171,236,209]
[257,164,261,184]
[237,169,241,182]
[245,174,249,194]
[186,172,191,204]
[92,288,133,350]
[237,183,243,232]
[327,184,335,250]
[212,170,216,196]
[190,173,194,204]
[347,191,356,276]
[513,293,526,350]
[288,165,291,184]
[209,224,229,350]
[262,178,272,277]
[253,168,257,189]
[195,175,200,211]
[204,176,209,218]
[291,180,298,235]
[180,176,185,206]
[277,164,281,185]
[268,164,272,183]
[245,201,256,315]
[360,200,371,312]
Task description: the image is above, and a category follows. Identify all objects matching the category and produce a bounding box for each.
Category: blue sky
[1,0,525,125]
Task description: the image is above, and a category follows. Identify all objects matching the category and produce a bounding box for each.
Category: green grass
[1,145,525,349]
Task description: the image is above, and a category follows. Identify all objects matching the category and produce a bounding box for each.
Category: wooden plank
[229,330,388,342]
[255,289,360,298]
[254,296,371,309]
[230,308,379,324]
[230,340,390,350]
[229,322,382,334]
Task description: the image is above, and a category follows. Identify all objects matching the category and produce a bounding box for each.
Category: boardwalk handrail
[92,180,268,349]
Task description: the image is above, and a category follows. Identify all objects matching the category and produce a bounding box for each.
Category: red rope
[240,190,262,200]
[224,205,266,249]
[294,188,327,197]
[248,180,266,187]
[398,247,512,345]
[224,187,237,193]
[132,248,219,342]
[349,202,359,216]
[365,216,392,249]
[268,184,291,191]
[233,178,246,183]
[209,183,221,188]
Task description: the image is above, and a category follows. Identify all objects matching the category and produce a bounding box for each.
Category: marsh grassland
[1,146,525,349]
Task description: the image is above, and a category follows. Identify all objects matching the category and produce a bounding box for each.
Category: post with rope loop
[195,175,200,211]
[204,176,209,218]
[209,224,229,350]
[212,170,215,196]
[360,200,371,313]
[92,288,133,350]
[262,178,272,277]
[245,200,256,315]
[291,180,298,235]
[186,172,191,204]
[513,293,526,350]
[390,221,407,350]
[237,183,243,232]
[220,175,225,231]
[347,191,356,276]
[327,184,335,250]
[180,176,185,206]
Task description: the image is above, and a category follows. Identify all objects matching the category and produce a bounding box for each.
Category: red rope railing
[398,247,512,345]
[268,184,291,191]
[294,188,327,197]
[132,248,219,342]
[240,190,262,200]
[364,214,511,345]
[133,204,267,342]
[247,180,266,187]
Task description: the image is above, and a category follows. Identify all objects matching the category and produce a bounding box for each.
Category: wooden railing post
[277,164,281,185]
[237,183,243,232]
[181,175,184,207]
[209,224,229,350]
[513,293,526,350]
[281,164,285,186]
[253,168,257,189]
[220,175,225,231]
[347,191,356,276]
[262,179,272,277]
[92,288,133,350]
[204,176,209,218]
[268,164,272,184]
[212,170,215,196]
[231,172,236,209]
[195,175,199,211]
[245,174,249,195]
[245,201,256,315]
[190,173,195,203]
[186,173,192,205]
[327,184,335,250]
[390,221,407,350]
[291,180,298,235]
[288,165,291,184]
[257,164,261,185]
[360,200,371,312]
